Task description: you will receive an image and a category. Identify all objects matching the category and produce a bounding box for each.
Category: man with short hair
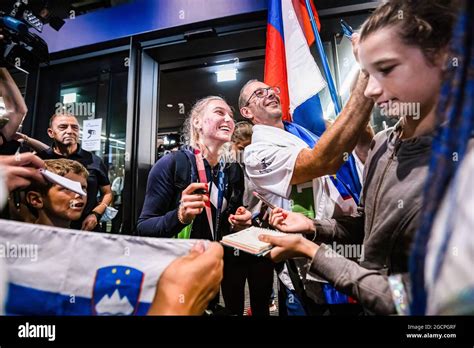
[38,113,113,231]
[239,72,374,315]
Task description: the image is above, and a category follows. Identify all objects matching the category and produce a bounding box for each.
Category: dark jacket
[137,148,244,240]
[310,123,433,314]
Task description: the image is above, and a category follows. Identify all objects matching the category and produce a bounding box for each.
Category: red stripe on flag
[293,0,320,46]
[264,23,291,122]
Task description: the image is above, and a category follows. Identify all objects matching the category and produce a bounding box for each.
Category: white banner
[0,220,197,315]
[82,118,102,152]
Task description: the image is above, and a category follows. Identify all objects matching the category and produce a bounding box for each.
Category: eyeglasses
[244,86,281,107]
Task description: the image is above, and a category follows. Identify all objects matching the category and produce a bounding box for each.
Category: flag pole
[304,0,341,115]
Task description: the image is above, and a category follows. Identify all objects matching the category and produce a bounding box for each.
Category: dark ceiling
[0,0,134,19]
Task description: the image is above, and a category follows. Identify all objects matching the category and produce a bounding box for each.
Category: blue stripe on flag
[267,0,284,38]
[6,283,151,316]
[283,121,362,204]
[336,157,362,203]
[292,94,326,137]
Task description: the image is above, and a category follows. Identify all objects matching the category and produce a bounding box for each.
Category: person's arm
[269,207,365,245]
[314,209,365,245]
[309,244,397,315]
[82,158,114,231]
[258,233,397,315]
[81,184,113,230]
[354,124,375,165]
[136,155,191,238]
[0,68,28,143]
[12,133,49,152]
[291,71,374,185]
[93,185,113,215]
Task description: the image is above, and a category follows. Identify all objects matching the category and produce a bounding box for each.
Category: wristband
[91,211,102,222]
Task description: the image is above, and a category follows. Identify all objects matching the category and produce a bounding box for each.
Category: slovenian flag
[265,0,327,137]
[265,0,362,204]
[1,220,197,315]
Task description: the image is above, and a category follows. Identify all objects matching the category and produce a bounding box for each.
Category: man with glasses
[238,74,374,316]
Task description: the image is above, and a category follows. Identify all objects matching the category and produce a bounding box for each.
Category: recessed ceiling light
[166,104,173,108]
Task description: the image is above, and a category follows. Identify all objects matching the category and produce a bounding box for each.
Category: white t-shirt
[244,124,356,218]
[244,125,305,206]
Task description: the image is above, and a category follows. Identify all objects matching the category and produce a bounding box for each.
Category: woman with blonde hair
[137,96,252,313]
[138,95,251,239]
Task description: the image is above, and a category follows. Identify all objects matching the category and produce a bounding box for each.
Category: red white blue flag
[265,0,327,136]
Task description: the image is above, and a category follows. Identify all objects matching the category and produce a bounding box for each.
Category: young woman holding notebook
[259,0,458,315]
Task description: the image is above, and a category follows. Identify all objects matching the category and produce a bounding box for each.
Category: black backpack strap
[171,150,195,207]
[225,163,244,213]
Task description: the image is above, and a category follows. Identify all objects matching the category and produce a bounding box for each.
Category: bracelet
[177,206,191,225]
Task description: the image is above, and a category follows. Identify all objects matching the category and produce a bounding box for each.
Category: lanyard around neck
[215,158,226,240]
[194,148,214,240]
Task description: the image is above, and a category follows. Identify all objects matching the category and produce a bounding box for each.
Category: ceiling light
[166,104,173,108]
[216,69,237,83]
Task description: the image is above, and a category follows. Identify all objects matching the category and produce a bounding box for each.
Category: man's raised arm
[291,71,374,185]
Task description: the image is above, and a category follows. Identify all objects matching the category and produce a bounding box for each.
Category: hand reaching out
[258,233,318,263]
[148,241,224,315]
[0,153,45,192]
[228,206,252,231]
[269,207,315,234]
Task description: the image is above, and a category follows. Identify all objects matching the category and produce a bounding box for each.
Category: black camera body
[0,0,65,73]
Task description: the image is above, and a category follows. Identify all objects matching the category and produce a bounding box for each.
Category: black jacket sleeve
[136,154,188,237]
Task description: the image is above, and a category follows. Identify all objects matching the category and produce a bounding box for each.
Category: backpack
[170,148,243,239]
[171,149,197,239]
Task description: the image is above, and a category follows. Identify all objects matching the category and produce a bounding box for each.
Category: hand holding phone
[252,191,276,210]
[178,183,209,224]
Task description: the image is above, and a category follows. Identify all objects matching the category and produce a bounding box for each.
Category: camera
[0,0,65,73]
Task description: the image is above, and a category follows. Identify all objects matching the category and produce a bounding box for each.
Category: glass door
[32,51,129,233]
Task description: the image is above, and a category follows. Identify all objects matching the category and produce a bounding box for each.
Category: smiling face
[196,99,235,145]
[358,26,445,121]
[48,115,80,147]
[240,81,282,125]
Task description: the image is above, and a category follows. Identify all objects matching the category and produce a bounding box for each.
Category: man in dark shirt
[38,113,112,231]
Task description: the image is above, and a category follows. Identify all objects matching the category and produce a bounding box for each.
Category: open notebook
[221,227,287,256]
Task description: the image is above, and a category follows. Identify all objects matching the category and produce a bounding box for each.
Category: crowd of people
[0,0,473,316]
